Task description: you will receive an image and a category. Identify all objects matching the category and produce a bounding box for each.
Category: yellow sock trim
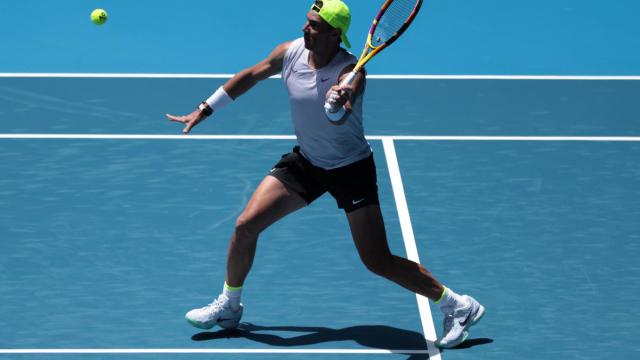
[224,282,243,291]
[435,287,448,304]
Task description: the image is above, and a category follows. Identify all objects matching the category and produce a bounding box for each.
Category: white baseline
[1,134,640,141]
[0,348,429,355]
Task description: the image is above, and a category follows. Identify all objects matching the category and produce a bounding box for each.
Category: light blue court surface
[1,0,640,359]
[1,0,640,75]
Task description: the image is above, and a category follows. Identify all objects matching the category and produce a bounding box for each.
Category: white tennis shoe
[185,295,243,330]
[435,295,485,349]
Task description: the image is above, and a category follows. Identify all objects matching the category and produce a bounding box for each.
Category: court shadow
[192,323,429,356]
[443,337,494,350]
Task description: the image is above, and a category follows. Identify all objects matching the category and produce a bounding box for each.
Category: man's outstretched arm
[167,41,291,134]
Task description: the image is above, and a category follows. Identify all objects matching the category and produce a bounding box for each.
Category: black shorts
[268,146,380,213]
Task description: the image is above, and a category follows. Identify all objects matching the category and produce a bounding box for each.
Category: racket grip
[324,102,346,122]
[324,71,358,122]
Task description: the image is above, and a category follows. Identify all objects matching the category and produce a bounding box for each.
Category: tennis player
[167,0,484,349]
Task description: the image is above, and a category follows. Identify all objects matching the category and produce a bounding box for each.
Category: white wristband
[205,86,234,112]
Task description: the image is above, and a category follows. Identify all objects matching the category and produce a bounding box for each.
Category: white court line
[0,348,429,355]
[0,134,297,140]
[382,138,441,360]
[0,73,238,79]
[369,75,640,80]
[1,134,640,142]
[379,136,640,142]
[1,73,640,80]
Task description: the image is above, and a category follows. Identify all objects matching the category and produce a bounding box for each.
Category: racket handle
[324,104,346,122]
[324,71,358,122]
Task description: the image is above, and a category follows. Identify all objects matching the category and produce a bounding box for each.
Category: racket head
[368,0,423,49]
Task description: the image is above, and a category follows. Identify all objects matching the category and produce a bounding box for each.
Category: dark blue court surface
[1,77,639,360]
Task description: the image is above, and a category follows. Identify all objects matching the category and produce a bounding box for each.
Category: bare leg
[346,204,445,300]
[226,176,307,287]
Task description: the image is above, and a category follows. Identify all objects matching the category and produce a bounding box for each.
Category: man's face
[302,10,339,51]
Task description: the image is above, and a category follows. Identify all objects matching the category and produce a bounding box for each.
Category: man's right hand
[166,110,208,134]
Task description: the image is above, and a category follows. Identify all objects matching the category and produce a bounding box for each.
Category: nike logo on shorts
[352,198,365,205]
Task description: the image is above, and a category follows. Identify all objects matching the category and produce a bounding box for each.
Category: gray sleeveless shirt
[282,37,371,170]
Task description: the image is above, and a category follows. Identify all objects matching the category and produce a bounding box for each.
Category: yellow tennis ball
[91,9,108,25]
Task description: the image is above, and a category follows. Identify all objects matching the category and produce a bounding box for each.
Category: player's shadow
[192,323,492,359]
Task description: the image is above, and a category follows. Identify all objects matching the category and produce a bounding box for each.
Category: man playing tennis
[167,0,484,349]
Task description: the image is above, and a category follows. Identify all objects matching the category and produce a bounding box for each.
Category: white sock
[222,282,242,311]
[436,287,465,313]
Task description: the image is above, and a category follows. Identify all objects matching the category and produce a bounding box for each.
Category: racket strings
[372,0,419,46]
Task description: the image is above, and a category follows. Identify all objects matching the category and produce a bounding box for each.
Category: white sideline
[1,73,640,80]
[383,138,441,360]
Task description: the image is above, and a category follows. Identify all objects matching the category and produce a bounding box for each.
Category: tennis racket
[324,0,423,122]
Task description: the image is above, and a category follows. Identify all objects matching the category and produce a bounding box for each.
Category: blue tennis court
[2,1,640,360]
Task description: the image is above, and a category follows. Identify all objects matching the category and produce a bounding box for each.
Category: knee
[234,213,261,240]
[361,254,394,277]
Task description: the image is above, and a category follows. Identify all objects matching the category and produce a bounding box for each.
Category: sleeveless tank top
[282,37,371,170]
